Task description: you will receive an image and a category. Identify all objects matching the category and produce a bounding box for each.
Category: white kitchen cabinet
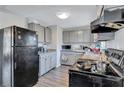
[77,31,83,42]
[70,31,75,42]
[50,53,57,69]
[28,23,45,43]
[45,55,51,72]
[61,51,82,66]
[36,25,44,43]
[45,27,52,43]
[63,30,91,43]
[39,55,46,76]
[70,31,84,43]
[63,31,70,43]
[83,30,90,42]
[39,52,57,77]
[90,34,98,42]
[70,31,78,43]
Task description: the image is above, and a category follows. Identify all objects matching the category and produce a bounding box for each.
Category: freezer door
[14,47,39,87]
[13,26,37,46]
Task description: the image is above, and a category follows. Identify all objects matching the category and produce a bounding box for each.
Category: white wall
[49,25,63,67]
[48,26,58,49]
[106,28,124,50]
[56,26,63,67]
[0,12,27,29]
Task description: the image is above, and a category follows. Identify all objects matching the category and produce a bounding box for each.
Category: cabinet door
[68,54,77,65]
[28,23,45,43]
[77,31,83,42]
[51,53,57,69]
[63,31,70,43]
[75,54,81,61]
[39,55,46,76]
[69,31,83,43]
[53,53,57,67]
[45,27,51,43]
[83,31,91,42]
[61,52,69,65]
[69,31,75,43]
[36,25,45,43]
[45,55,51,72]
[90,34,95,42]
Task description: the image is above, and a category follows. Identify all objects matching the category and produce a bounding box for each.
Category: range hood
[91,7,124,33]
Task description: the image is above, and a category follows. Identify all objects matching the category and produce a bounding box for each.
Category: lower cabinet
[39,56,46,76]
[61,52,82,66]
[50,54,57,69]
[45,55,51,72]
[39,52,57,77]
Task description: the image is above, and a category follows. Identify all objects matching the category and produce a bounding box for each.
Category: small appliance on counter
[43,44,48,52]
[38,47,45,53]
[62,45,71,50]
[38,44,48,53]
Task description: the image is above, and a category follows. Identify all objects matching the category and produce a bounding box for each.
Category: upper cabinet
[63,31,70,43]
[63,30,91,43]
[28,23,45,43]
[77,31,83,42]
[83,30,91,42]
[44,27,52,43]
[28,23,52,43]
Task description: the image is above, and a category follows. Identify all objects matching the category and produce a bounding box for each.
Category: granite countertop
[61,49,85,53]
[47,49,56,52]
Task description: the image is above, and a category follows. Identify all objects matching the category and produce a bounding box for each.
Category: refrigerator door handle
[14,62,17,70]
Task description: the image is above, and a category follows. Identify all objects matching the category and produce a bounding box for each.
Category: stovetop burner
[76,60,119,77]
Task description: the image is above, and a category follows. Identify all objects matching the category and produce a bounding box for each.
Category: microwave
[62,45,71,50]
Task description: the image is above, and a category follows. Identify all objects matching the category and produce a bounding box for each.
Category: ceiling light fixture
[56,12,70,19]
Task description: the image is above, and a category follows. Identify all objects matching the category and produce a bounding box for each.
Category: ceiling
[0,5,98,28]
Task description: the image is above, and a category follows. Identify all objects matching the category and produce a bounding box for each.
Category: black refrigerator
[0,26,39,87]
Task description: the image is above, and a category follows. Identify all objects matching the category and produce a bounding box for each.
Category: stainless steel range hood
[91,6,124,33]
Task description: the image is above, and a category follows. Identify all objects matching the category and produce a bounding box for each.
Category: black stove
[69,48,124,87]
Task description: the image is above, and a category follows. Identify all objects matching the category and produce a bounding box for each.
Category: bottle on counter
[43,44,48,52]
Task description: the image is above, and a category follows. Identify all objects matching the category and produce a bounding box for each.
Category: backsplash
[62,43,96,50]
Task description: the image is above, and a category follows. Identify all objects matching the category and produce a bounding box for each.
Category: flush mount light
[56,12,70,19]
